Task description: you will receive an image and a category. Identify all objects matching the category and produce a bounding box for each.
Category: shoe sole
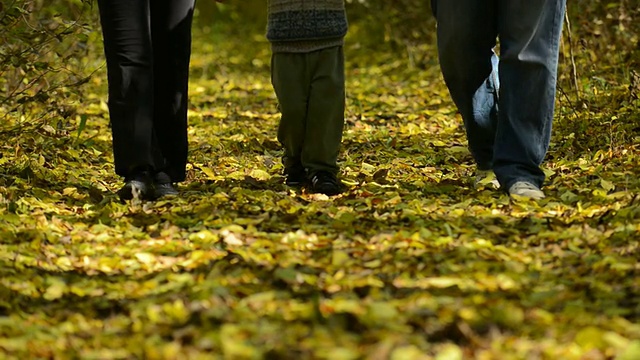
[286,180,306,187]
[509,192,545,200]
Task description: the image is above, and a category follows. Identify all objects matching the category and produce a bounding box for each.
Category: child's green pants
[271,46,345,175]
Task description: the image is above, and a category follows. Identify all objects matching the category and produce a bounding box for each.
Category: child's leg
[302,46,345,175]
[271,52,310,171]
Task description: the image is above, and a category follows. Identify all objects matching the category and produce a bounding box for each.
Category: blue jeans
[432,0,566,189]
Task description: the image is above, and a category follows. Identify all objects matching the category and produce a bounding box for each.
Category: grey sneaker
[475,169,500,189]
[117,171,152,201]
[508,181,545,199]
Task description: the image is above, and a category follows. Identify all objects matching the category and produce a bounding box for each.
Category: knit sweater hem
[266,10,348,42]
[271,37,344,53]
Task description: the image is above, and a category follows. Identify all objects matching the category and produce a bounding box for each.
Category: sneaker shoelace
[515,182,538,191]
[311,172,338,186]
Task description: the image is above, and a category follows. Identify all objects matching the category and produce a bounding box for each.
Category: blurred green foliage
[0,0,98,134]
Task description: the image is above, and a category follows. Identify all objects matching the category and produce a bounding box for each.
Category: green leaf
[76,114,87,140]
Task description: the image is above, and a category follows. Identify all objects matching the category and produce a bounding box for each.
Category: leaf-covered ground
[1,28,639,360]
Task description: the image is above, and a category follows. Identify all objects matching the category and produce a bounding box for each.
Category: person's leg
[97,0,154,179]
[301,46,345,196]
[271,52,310,184]
[432,0,499,170]
[494,0,566,190]
[150,0,195,183]
[302,46,345,177]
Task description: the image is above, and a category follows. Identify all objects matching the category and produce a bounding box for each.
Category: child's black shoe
[285,166,307,187]
[309,171,342,196]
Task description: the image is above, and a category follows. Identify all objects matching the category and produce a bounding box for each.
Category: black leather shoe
[152,171,179,199]
[309,171,342,196]
[153,183,179,198]
[117,172,152,201]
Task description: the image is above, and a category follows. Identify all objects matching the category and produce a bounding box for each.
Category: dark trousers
[97,0,195,182]
[271,46,346,175]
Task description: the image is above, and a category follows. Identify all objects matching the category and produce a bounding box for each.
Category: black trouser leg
[150,0,195,182]
[97,0,194,182]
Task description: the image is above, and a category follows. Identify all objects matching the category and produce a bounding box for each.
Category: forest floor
[0,28,639,359]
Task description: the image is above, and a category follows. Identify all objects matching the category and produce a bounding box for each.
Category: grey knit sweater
[267,0,348,53]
